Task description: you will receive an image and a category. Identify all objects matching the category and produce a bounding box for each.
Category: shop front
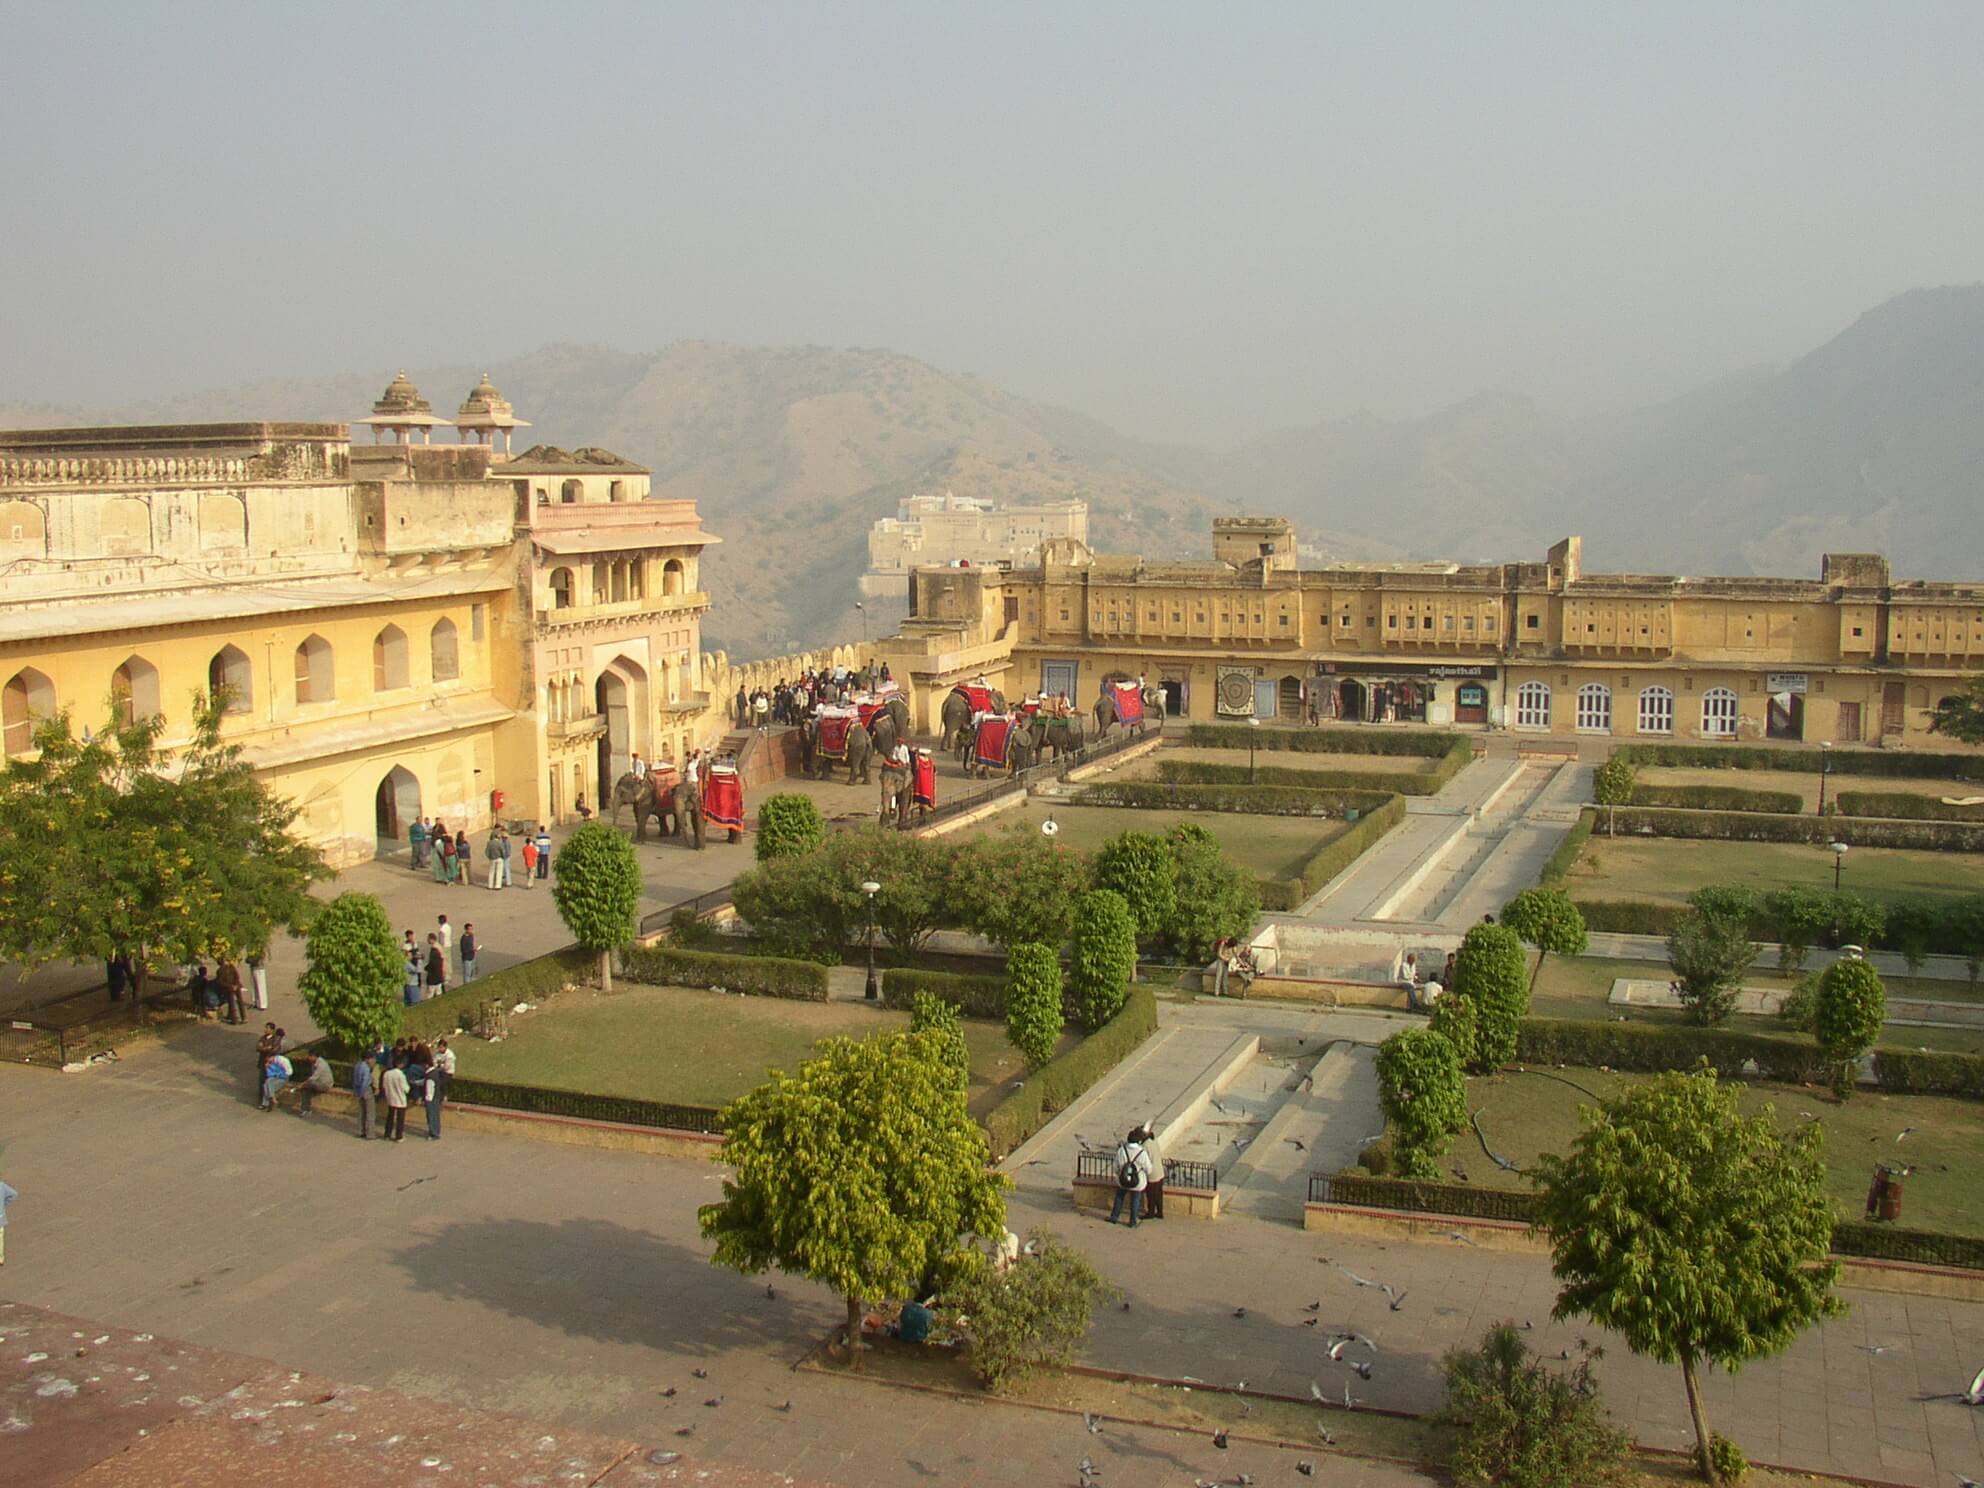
[1313,661,1497,727]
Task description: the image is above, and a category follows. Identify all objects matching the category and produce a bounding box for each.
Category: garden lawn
[1566,834,1984,908]
[1462,1065,1984,1236]
[1639,764,1984,814]
[460,983,1069,1119]
[1528,954,1984,1055]
[968,799,1348,883]
[1128,745,1436,777]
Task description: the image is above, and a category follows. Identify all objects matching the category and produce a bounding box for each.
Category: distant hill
[1215,285,1984,581]
[8,286,1982,655]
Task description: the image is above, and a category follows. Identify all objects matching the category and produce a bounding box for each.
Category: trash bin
[1345,807,1359,823]
[1865,1163,1906,1223]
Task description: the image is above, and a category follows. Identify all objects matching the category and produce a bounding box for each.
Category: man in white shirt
[631,751,647,779]
[1108,1133,1154,1227]
[381,1061,411,1142]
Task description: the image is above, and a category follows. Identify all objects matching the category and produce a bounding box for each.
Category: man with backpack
[1108,1129,1154,1227]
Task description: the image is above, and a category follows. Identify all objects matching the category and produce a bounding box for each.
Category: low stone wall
[1246,977,1410,1010]
[276,1086,723,1160]
[1074,1175,1219,1220]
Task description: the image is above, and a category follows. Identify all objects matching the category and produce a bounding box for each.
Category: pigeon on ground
[659,1387,677,1399]
[1233,1307,1248,1319]
[1302,1301,1321,1313]
[1309,1381,1326,1402]
[1084,1411,1102,1434]
[1349,1360,1373,1381]
[691,1367,708,1379]
[1298,1463,1315,1477]
[673,1426,694,1438]
[1388,1291,1408,1312]
[704,1396,722,1407]
[1284,1138,1306,1151]
[1302,1317,1318,1328]
[1212,1428,1230,1449]
[1442,1230,1476,1247]
[774,1400,792,1412]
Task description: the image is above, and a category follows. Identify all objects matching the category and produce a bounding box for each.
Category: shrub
[755,793,826,860]
[1005,943,1064,1070]
[667,907,722,949]
[911,989,969,1089]
[1091,831,1177,942]
[1835,790,1984,822]
[1375,1029,1466,1180]
[552,822,643,990]
[1709,1434,1749,1485]
[1513,1018,1824,1085]
[983,986,1158,1157]
[1884,898,1939,973]
[1760,887,1832,974]
[1629,784,1801,813]
[1665,910,1758,1027]
[1452,924,1529,1072]
[1813,958,1885,1099]
[1687,885,1758,926]
[955,835,1091,949]
[880,967,1008,1018]
[295,892,404,1052]
[942,1230,1115,1391]
[1068,890,1136,1030]
[1165,827,1261,963]
[1436,1323,1631,1488]
[1428,992,1480,1068]
[1540,809,1596,883]
[1775,971,1821,1034]
[620,944,830,1001]
[1872,1046,1984,1099]
[1500,889,1589,992]
[398,947,594,1043]
[1592,756,1636,808]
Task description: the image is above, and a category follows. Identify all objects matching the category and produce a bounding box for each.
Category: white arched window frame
[1515,681,1552,729]
[1575,683,1612,733]
[1701,687,1739,738]
[430,617,461,683]
[1638,686,1674,735]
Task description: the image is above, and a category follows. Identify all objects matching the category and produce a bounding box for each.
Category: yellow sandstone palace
[904,518,1984,747]
[0,374,719,866]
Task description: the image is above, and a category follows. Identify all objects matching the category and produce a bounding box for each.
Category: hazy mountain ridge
[5,286,1980,656]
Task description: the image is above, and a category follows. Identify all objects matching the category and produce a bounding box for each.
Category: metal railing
[1075,1150,1216,1192]
[902,717,1161,833]
[638,884,736,936]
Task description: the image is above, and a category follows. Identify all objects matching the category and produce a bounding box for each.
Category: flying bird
[1325,1337,1352,1361]
[1442,1230,1477,1246]
[1302,1301,1321,1313]
[1388,1291,1408,1312]
[1896,1127,1918,1143]
[1855,1343,1897,1357]
[1921,1365,1984,1406]
[1349,1360,1373,1381]
[1310,1380,1327,1402]
[1284,1137,1307,1152]
[1342,1382,1363,1410]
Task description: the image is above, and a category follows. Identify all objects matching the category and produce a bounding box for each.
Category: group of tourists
[349,1036,454,1142]
[180,950,270,1023]
[401,916,481,1002]
[408,817,551,888]
[1108,1122,1167,1227]
[733,662,894,730]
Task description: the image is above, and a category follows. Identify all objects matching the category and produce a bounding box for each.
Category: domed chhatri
[454,372,530,453]
[357,370,452,444]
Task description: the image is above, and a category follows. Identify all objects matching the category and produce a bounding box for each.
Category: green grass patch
[966,799,1347,883]
[460,982,1066,1118]
[1566,834,1984,908]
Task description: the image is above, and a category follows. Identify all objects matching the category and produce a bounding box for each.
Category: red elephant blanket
[973,714,1018,770]
[703,766,744,832]
[815,709,857,760]
[953,683,997,716]
[1107,681,1145,728]
[855,697,892,731]
[912,749,937,808]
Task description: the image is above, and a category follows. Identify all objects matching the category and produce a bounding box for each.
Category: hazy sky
[3,1,1980,445]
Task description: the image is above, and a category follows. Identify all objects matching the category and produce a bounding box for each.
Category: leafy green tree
[955,834,1091,949]
[699,1030,1008,1347]
[1165,828,1261,964]
[551,821,643,991]
[1428,990,1480,1069]
[1452,923,1529,1072]
[941,1229,1116,1390]
[1500,889,1589,993]
[755,793,826,861]
[1592,757,1635,833]
[1883,898,1937,975]
[296,892,404,1052]
[733,829,957,962]
[1760,886,1831,975]
[1068,889,1137,1030]
[1952,895,1984,991]
[0,698,326,999]
[910,989,968,1090]
[1531,1066,1841,1484]
[1374,1028,1466,1179]
[1928,680,1984,745]
[1091,830,1176,943]
[1005,942,1063,1069]
[730,850,853,962]
[1665,910,1758,1027]
[1435,1323,1631,1488]
[1685,885,1757,928]
[1813,958,1886,1099]
[1823,893,1884,953]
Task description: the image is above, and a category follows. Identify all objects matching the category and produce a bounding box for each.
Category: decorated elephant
[965,714,1035,779]
[805,713,874,784]
[940,684,1007,752]
[878,761,912,828]
[1093,680,1163,738]
[863,695,913,758]
[1027,710,1087,762]
[673,775,706,850]
[611,771,702,848]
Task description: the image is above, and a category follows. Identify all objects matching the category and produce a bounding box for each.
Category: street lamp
[1248,715,1262,784]
[1828,841,1849,895]
[1817,741,1832,818]
[854,601,867,643]
[861,879,881,1000]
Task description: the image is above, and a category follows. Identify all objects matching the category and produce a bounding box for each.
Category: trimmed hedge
[1321,1173,1984,1270]
[1258,792,1409,910]
[1157,737,1470,796]
[442,1075,724,1134]
[1069,781,1392,817]
[983,984,1158,1157]
[1571,898,1687,936]
[1837,790,1984,823]
[1617,742,1984,782]
[1540,808,1596,888]
[1596,805,1984,851]
[401,947,595,1042]
[620,944,829,1001]
[1873,1046,1984,1099]
[880,967,1008,1018]
[1630,783,1803,814]
[1184,723,1465,759]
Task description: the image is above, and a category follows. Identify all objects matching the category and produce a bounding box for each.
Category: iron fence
[901,716,1162,833]
[638,885,737,936]
[1075,1150,1216,1192]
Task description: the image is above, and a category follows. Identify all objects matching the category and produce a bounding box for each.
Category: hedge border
[1069,780,1393,817]
[1837,790,1984,823]
[1618,742,1984,783]
[1592,805,1984,852]
[620,944,829,1001]
[983,984,1158,1157]
[399,947,596,1042]
[1630,783,1803,814]
[1540,808,1596,888]
[1259,792,1409,911]
[1183,723,1466,759]
[880,967,1009,1019]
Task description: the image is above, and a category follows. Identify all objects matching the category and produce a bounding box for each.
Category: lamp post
[861,879,881,1000]
[1828,841,1849,895]
[1248,715,1261,784]
[855,601,867,643]
[1817,740,1832,818]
